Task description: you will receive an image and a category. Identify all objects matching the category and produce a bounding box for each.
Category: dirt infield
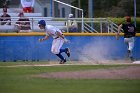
[36,66,140,79]
[1,60,140,79]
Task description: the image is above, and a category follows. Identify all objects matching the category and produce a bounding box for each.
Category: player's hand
[64,38,70,43]
[116,33,120,40]
[39,38,44,42]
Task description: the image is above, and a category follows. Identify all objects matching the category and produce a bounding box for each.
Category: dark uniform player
[116,16,136,61]
[0,8,11,25]
[15,12,31,32]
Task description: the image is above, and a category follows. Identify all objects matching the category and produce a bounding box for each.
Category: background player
[21,0,35,13]
[65,14,78,32]
[38,20,70,64]
[116,16,136,61]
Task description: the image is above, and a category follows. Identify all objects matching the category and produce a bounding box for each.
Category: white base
[133,61,140,64]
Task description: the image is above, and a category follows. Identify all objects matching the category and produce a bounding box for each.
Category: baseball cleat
[59,58,66,64]
[130,57,134,61]
[65,48,70,57]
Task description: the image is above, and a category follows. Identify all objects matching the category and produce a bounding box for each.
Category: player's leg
[55,53,66,63]
[60,48,70,57]
[52,38,70,57]
[124,38,130,58]
[128,37,135,61]
[51,38,66,64]
[65,48,70,57]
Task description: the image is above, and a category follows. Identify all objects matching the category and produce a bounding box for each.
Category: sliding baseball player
[38,20,70,64]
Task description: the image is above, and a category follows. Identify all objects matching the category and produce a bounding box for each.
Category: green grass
[0,62,140,93]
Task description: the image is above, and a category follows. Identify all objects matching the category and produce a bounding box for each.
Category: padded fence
[0,34,140,62]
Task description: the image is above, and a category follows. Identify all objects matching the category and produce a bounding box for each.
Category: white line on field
[0,62,137,68]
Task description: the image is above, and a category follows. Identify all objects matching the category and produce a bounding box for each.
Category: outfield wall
[0,33,140,61]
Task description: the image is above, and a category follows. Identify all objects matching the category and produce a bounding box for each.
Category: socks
[56,53,65,60]
[56,48,67,60]
[128,50,132,57]
[59,48,66,54]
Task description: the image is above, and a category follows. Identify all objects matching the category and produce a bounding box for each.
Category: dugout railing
[0,17,121,33]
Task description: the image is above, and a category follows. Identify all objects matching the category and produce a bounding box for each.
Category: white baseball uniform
[44,25,64,54]
[124,37,135,51]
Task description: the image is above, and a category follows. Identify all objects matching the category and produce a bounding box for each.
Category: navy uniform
[117,16,136,61]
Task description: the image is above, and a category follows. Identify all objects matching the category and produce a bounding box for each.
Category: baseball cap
[69,14,73,18]
[38,20,46,26]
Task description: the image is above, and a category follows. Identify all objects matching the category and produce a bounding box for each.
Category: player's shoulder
[122,23,132,27]
[48,24,58,28]
[127,23,135,27]
[46,24,52,27]
[46,25,58,31]
[46,25,54,29]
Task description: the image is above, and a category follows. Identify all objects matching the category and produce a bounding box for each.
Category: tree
[0,0,11,8]
[71,0,140,17]
[0,0,6,8]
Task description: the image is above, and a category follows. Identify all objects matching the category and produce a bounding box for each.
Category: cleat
[127,50,131,57]
[59,60,63,64]
[130,57,134,61]
[65,48,70,57]
[63,59,66,64]
[59,58,66,64]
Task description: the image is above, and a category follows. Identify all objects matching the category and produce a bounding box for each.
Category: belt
[54,33,63,39]
[54,37,59,39]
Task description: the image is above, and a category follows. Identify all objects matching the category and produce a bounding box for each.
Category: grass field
[0,62,140,93]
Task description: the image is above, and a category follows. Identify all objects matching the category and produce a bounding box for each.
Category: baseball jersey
[16,18,31,30]
[21,0,35,7]
[122,23,136,38]
[0,14,11,25]
[45,25,62,39]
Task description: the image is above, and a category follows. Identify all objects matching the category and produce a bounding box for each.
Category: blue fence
[0,36,140,61]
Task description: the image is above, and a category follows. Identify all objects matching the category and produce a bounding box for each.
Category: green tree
[72,0,140,17]
[0,0,6,8]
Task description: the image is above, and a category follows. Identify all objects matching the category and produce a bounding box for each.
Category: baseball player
[116,16,136,61]
[65,14,78,32]
[38,20,70,64]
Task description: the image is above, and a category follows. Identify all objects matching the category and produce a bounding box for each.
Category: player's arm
[116,24,122,40]
[56,31,65,39]
[21,0,26,7]
[31,0,35,7]
[56,31,69,43]
[118,24,122,34]
[39,35,49,42]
